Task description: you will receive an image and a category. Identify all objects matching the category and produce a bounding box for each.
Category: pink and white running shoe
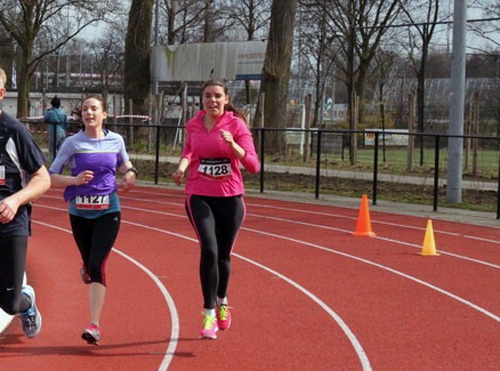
[216,304,232,331]
[82,323,100,345]
[199,313,218,339]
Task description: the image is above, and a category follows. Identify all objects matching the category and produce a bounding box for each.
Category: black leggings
[0,236,31,315]
[70,212,121,286]
[186,195,245,310]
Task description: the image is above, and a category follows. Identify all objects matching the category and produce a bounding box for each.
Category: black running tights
[186,195,245,310]
[0,236,31,315]
[70,212,121,286]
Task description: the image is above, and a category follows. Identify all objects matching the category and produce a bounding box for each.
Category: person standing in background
[172,79,260,339]
[44,96,68,161]
[49,95,137,345]
[0,66,51,339]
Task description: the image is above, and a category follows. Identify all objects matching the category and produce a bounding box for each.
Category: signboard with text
[151,40,267,82]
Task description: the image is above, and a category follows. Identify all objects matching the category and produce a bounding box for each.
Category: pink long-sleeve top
[180,110,260,197]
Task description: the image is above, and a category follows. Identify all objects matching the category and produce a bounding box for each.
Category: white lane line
[35,196,500,369]
[246,201,500,242]
[242,226,500,324]
[32,219,179,371]
[245,212,500,269]
[118,191,500,250]
[117,203,500,322]
[235,253,371,369]
[121,220,373,371]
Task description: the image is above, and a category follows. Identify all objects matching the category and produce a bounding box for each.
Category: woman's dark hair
[82,95,107,111]
[51,96,61,108]
[201,79,248,125]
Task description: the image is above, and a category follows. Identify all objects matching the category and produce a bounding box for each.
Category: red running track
[0,185,499,370]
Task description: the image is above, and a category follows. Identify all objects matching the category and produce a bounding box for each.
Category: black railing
[25,121,500,219]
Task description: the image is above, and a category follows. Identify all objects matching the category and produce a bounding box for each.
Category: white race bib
[75,195,110,210]
[198,158,232,181]
[0,165,5,185]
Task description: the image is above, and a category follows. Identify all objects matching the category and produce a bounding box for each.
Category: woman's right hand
[171,169,184,186]
[74,170,94,185]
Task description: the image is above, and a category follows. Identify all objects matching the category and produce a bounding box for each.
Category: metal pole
[314,130,322,199]
[497,146,500,219]
[372,132,379,205]
[418,24,427,166]
[446,0,466,204]
[433,135,440,212]
[259,129,265,194]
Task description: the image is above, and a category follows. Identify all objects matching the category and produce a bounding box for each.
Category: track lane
[21,197,370,370]
[119,210,371,370]
[117,191,500,369]
[2,186,499,370]
[0,205,176,371]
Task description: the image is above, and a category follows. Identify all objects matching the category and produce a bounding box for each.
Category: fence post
[497,145,500,219]
[433,135,440,212]
[259,128,265,194]
[314,130,322,199]
[303,94,311,162]
[372,132,379,205]
[128,99,134,147]
[407,90,416,171]
[154,123,161,185]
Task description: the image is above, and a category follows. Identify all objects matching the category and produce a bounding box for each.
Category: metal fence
[27,121,500,219]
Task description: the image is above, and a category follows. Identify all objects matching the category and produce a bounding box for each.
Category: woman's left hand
[220,130,234,146]
[121,171,136,191]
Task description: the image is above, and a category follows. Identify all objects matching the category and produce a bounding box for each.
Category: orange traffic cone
[353,194,376,237]
[421,219,440,256]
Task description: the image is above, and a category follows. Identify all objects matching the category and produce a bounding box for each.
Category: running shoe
[82,323,100,345]
[80,265,92,284]
[20,285,42,338]
[199,313,218,339]
[216,304,232,331]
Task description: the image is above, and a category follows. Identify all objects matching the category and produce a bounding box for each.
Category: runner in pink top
[172,79,260,339]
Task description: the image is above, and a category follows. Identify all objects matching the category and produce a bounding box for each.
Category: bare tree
[399,0,442,166]
[227,0,270,40]
[254,0,298,154]
[161,0,206,44]
[0,28,15,87]
[469,0,500,50]
[304,0,407,164]
[124,0,154,115]
[373,47,400,162]
[297,2,338,128]
[91,26,126,103]
[0,0,121,118]
[227,0,271,104]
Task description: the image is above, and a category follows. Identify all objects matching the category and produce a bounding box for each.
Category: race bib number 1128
[198,158,232,181]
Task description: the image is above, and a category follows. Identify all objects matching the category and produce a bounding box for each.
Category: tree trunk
[16,43,35,119]
[124,0,154,115]
[254,0,298,155]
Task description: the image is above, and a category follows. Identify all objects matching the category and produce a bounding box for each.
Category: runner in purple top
[49,95,137,345]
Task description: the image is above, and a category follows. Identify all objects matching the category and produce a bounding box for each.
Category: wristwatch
[126,167,138,177]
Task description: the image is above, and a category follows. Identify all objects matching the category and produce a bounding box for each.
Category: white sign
[364,129,409,146]
[151,40,267,82]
